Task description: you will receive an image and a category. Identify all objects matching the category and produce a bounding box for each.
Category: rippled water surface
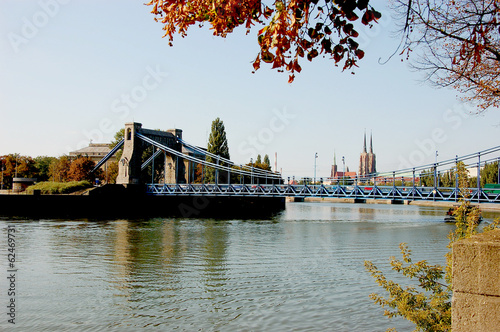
[2,202,498,331]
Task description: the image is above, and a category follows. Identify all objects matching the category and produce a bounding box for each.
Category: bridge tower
[163,128,184,184]
[116,122,186,185]
[116,122,144,185]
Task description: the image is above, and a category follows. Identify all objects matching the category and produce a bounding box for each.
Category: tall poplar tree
[206,118,230,183]
[263,154,271,171]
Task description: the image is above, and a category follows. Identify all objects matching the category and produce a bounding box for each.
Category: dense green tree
[110,128,125,160]
[440,169,455,188]
[34,156,57,182]
[263,154,271,170]
[469,176,478,188]
[206,118,230,183]
[419,168,435,187]
[249,155,272,171]
[480,161,499,186]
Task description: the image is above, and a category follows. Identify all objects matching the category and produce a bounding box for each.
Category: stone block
[452,230,500,331]
[453,230,500,296]
[452,291,500,332]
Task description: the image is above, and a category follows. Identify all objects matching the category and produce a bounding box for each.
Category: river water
[2,202,499,331]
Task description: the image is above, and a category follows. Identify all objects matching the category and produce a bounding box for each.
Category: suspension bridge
[94,123,500,204]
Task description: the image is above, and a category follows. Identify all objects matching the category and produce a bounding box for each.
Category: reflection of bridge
[95,123,500,204]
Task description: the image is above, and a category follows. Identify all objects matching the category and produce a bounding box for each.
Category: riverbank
[293,197,500,212]
[0,185,285,219]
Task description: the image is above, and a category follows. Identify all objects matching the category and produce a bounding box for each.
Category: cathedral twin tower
[330,131,376,180]
[359,131,376,176]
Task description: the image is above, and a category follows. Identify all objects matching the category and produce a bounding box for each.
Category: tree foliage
[0,154,37,189]
[147,0,381,82]
[34,156,57,182]
[26,181,92,195]
[419,168,435,187]
[365,161,499,331]
[0,153,107,189]
[49,156,72,182]
[249,154,272,171]
[364,244,451,332]
[439,169,455,188]
[480,160,499,186]
[206,117,230,183]
[68,156,100,183]
[263,154,271,169]
[393,0,500,110]
[110,128,125,161]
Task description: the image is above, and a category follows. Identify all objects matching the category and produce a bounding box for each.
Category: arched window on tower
[126,128,132,140]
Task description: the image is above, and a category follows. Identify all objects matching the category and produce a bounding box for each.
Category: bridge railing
[145,183,500,203]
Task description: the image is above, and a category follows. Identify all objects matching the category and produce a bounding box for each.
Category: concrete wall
[452,229,500,331]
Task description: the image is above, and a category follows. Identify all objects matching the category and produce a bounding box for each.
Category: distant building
[327,152,357,184]
[69,143,116,164]
[69,143,116,177]
[359,131,376,177]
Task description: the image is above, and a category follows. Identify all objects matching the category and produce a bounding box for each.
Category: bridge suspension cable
[177,137,278,177]
[136,133,282,179]
[91,139,124,173]
[362,145,500,179]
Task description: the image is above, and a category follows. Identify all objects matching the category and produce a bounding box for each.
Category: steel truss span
[146,183,500,203]
[92,126,500,204]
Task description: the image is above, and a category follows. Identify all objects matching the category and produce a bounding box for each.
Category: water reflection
[4,203,500,331]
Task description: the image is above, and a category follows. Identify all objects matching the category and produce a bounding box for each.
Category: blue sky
[1,0,499,180]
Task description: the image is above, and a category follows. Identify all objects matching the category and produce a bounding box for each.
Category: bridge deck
[146,184,500,203]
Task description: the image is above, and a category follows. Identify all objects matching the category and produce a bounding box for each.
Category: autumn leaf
[253,55,261,71]
[147,0,379,83]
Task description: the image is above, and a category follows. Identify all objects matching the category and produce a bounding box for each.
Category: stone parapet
[452,229,500,331]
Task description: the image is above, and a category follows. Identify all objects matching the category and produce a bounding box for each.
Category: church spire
[370,132,373,154]
[363,130,367,153]
[334,150,336,165]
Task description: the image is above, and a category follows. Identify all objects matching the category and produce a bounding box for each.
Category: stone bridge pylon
[116,122,185,185]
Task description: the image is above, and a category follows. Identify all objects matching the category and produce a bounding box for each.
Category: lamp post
[342,156,345,186]
[15,154,18,178]
[250,158,253,185]
[0,161,3,190]
[314,152,318,186]
[497,157,500,184]
[434,150,438,189]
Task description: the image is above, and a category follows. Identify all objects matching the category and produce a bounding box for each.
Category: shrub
[26,181,91,195]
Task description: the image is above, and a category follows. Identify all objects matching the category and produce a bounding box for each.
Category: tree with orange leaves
[68,156,101,183]
[147,0,381,82]
[393,0,500,111]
